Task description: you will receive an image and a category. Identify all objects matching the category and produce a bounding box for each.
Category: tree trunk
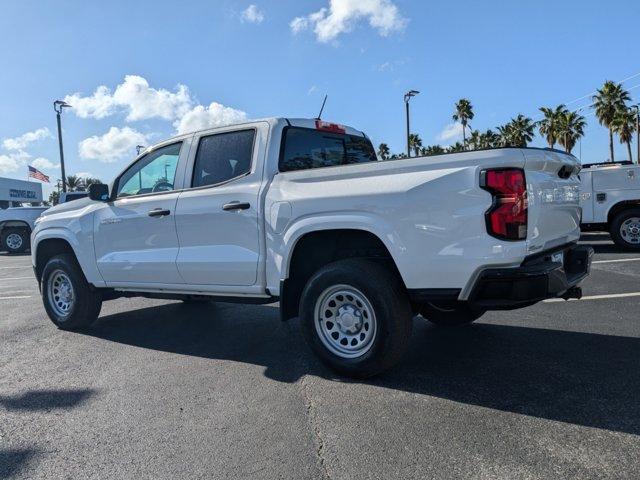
[462,124,466,149]
[627,141,633,163]
[609,128,615,162]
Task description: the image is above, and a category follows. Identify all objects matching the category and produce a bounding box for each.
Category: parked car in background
[0,205,48,253]
[31,118,592,377]
[580,161,640,250]
[0,191,89,253]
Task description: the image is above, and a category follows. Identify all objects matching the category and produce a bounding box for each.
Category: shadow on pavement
[86,302,640,435]
[0,449,38,479]
[0,389,94,412]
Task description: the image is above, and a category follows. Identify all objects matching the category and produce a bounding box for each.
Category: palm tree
[408,133,422,157]
[612,107,636,162]
[377,143,390,160]
[593,80,631,162]
[421,145,445,156]
[452,99,474,148]
[504,114,535,147]
[65,175,82,192]
[538,105,568,148]
[479,129,500,149]
[447,142,465,153]
[467,130,482,150]
[556,111,587,154]
[83,177,103,187]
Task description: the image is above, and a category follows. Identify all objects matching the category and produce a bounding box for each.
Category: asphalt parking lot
[1,232,640,479]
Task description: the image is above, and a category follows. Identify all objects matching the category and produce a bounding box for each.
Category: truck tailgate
[523,149,581,252]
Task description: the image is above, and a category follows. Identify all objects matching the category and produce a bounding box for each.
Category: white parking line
[545,292,640,303]
[0,295,32,300]
[0,266,32,269]
[0,277,35,281]
[593,257,640,264]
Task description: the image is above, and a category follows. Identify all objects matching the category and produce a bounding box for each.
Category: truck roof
[140,118,367,155]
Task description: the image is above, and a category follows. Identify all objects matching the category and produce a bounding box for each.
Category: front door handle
[222,201,250,211]
[148,208,171,217]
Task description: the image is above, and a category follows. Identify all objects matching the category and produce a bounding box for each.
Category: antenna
[316,94,328,120]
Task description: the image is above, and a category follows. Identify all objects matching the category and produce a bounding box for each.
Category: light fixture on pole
[404,90,419,157]
[53,100,72,193]
[136,145,146,156]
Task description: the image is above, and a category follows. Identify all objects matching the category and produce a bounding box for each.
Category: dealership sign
[0,177,43,203]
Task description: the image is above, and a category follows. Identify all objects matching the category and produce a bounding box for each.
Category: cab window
[191,130,255,188]
[279,127,377,172]
[116,143,182,197]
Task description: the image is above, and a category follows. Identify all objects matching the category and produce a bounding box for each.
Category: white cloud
[0,151,31,174]
[3,127,52,150]
[65,75,193,122]
[175,102,248,134]
[241,4,264,24]
[31,157,60,171]
[290,0,407,43]
[79,127,148,163]
[437,123,464,142]
[308,85,318,95]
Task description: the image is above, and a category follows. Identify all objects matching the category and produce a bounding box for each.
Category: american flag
[28,165,50,183]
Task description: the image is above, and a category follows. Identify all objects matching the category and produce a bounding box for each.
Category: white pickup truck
[579,161,640,249]
[31,118,592,377]
[0,192,88,253]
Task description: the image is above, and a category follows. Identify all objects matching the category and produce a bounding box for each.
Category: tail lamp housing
[480,168,528,241]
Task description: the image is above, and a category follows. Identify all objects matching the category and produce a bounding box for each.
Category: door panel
[94,194,183,284]
[175,128,261,286]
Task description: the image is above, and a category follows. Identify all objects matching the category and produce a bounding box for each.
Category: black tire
[610,209,640,251]
[419,301,485,327]
[299,259,413,379]
[1,227,30,254]
[41,253,102,330]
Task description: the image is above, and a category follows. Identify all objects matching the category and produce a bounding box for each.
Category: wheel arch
[279,227,405,322]
[607,200,640,224]
[0,220,31,231]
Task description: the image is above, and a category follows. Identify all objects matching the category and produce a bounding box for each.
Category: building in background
[0,177,43,209]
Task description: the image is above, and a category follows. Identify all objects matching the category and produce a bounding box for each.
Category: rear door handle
[222,201,250,211]
[148,208,171,217]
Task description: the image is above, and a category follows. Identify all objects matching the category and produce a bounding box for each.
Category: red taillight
[315,120,346,134]
[480,168,528,241]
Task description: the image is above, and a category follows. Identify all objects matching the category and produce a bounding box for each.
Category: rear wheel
[420,301,485,327]
[299,259,413,378]
[41,254,102,330]
[1,227,30,254]
[610,209,640,250]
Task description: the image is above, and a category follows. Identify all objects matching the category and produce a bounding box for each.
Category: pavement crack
[300,374,332,480]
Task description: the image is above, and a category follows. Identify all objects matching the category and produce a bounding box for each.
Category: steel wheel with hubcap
[611,209,640,251]
[300,259,413,378]
[620,217,640,246]
[1,227,29,253]
[41,253,102,330]
[47,269,76,318]
[314,285,377,359]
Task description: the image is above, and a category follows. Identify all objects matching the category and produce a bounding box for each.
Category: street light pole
[404,90,419,157]
[53,100,72,193]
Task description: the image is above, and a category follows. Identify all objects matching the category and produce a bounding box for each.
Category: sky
[1,0,639,197]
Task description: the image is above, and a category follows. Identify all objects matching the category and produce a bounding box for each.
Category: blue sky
[1,0,639,196]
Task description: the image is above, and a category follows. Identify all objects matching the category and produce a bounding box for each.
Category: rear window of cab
[279,127,377,172]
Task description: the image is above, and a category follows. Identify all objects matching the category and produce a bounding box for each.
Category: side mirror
[88,183,110,202]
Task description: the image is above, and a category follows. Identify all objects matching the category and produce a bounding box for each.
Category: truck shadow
[86,302,640,436]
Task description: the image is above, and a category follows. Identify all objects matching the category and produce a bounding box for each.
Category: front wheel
[1,227,30,254]
[299,259,413,378]
[419,301,485,327]
[610,209,640,251]
[41,254,102,330]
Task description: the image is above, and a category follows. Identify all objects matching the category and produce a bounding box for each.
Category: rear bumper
[467,243,593,310]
